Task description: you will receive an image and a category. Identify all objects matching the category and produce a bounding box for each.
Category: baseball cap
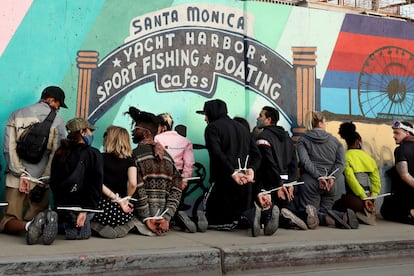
[41,86,68,108]
[196,102,206,115]
[66,117,97,133]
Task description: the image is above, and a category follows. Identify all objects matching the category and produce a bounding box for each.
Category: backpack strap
[45,110,57,124]
[39,110,57,135]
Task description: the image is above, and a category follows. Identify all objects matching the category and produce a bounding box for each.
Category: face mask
[256,119,265,129]
[83,134,94,146]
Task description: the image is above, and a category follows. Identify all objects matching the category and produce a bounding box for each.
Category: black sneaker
[176,211,197,233]
[78,216,91,239]
[26,212,46,245]
[64,211,78,240]
[43,210,58,245]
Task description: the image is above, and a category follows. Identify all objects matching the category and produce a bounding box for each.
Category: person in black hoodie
[50,117,103,240]
[253,106,311,235]
[196,99,261,231]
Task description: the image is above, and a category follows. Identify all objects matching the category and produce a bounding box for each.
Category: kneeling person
[126,107,183,236]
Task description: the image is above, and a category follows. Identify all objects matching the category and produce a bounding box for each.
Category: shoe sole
[196,211,208,232]
[43,211,58,245]
[327,210,351,229]
[356,211,377,226]
[177,211,197,233]
[91,221,118,239]
[264,205,279,236]
[346,209,359,229]
[78,217,91,239]
[26,212,46,245]
[281,208,308,230]
[251,203,261,237]
[132,217,156,236]
[305,205,319,229]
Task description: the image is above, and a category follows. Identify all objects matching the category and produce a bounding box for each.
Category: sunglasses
[392,121,414,133]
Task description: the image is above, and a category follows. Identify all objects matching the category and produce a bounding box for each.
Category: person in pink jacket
[155,113,207,232]
[155,113,195,184]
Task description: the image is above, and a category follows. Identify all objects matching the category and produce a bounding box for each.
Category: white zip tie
[364,192,392,200]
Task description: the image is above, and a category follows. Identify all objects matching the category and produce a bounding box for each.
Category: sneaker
[64,212,78,240]
[281,208,308,230]
[91,221,117,239]
[251,202,261,237]
[26,212,46,245]
[356,210,376,226]
[263,205,279,236]
[196,210,208,232]
[176,211,197,233]
[65,227,77,240]
[43,210,58,245]
[346,209,359,229]
[78,216,91,239]
[114,220,135,238]
[131,216,156,236]
[327,210,351,229]
[208,221,238,231]
[305,205,319,229]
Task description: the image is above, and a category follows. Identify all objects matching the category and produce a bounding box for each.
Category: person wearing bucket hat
[1,85,67,245]
[49,117,103,240]
[66,117,97,133]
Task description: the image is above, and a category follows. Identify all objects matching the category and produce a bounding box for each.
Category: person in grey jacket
[296,111,358,229]
[1,86,67,245]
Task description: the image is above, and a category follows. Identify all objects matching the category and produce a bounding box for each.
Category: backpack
[16,110,57,164]
[59,149,87,193]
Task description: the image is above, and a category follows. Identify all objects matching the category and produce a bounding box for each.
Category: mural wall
[1,0,413,199]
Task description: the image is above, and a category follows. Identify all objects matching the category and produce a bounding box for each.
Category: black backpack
[16,110,57,164]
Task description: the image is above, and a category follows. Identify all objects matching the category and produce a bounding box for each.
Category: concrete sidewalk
[0,218,413,275]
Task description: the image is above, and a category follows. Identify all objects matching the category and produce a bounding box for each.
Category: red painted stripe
[328,32,414,72]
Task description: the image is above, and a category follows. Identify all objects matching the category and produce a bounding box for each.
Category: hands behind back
[145,218,170,235]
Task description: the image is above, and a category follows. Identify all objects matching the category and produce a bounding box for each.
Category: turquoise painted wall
[1,0,414,200]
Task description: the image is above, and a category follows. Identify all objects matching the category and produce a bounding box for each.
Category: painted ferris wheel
[358,46,414,120]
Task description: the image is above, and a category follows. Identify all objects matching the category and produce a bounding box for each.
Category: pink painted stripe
[0,0,33,56]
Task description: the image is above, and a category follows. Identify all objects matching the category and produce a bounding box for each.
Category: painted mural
[1,0,414,200]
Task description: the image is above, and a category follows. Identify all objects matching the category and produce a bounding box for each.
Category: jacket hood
[303,128,330,143]
[262,125,288,141]
[202,99,228,122]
